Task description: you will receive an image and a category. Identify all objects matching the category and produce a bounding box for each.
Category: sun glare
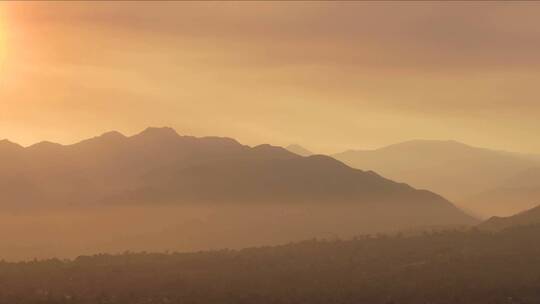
[0,8,5,63]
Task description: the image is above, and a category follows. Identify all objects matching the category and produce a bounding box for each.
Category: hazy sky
[1,1,540,153]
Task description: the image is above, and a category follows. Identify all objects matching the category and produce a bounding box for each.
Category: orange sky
[1,1,540,153]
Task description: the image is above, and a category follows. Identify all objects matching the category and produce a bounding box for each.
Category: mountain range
[461,167,540,217]
[479,204,540,231]
[332,140,540,218]
[285,144,313,157]
[0,128,476,259]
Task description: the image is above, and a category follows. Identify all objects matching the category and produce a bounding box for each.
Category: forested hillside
[1,225,540,304]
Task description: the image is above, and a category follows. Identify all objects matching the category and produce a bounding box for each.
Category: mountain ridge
[479,204,540,231]
[286,144,314,156]
[0,128,481,259]
[0,128,475,229]
[333,139,540,217]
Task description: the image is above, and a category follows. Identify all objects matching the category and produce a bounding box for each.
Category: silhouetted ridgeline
[333,140,540,218]
[479,204,540,231]
[464,167,540,219]
[1,225,540,303]
[0,128,475,260]
[285,144,313,156]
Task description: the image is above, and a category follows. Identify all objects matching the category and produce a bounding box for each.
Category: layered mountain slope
[333,140,539,217]
[462,167,540,218]
[0,127,250,207]
[479,204,540,231]
[0,128,477,259]
[110,152,474,227]
[0,128,471,221]
[285,144,313,156]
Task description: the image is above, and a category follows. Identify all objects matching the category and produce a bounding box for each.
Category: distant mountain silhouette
[479,204,540,231]
[1,129,472,221]
[2,130,475,221]
[0,128,479,258]
[333,140,540,217]
[1,128,248,207]
[286,144,313,156]
[503,167,540,188]
[462,167,540,218]
[0,139,24,153]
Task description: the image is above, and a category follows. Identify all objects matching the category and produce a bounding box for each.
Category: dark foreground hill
[2,225,540,304]
[0,128,475,260]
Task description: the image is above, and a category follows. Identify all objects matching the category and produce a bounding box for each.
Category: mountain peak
[286,144,313,156]
[73,130,127,147]
[479,204,540,231]
[0,139,22,147]
[136,127,179,139]
[379,139,472,151]
[100,131,126,140]
[27,141,64,151]
[0,139,24,152]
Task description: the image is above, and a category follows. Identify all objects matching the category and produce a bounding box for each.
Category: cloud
[2,2,540,152]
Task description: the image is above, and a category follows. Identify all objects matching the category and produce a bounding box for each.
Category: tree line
[0,225,539,303]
